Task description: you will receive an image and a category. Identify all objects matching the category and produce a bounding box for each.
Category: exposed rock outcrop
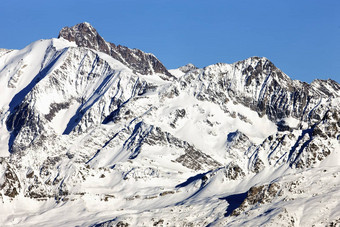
[58,22,174,78]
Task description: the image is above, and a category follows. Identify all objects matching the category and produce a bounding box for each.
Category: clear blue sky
[1,0,339,83]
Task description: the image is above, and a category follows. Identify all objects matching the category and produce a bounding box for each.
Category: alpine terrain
[0,22,339,226]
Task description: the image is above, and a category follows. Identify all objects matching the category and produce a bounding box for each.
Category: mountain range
[0,22,339,226]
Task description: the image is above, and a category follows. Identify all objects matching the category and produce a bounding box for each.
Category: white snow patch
[283,116,300,128]
[50,102,79,134]
[169,68,185,78]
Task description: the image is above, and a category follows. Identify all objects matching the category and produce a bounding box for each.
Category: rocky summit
[58,22,173,78]
[0,22,339,226]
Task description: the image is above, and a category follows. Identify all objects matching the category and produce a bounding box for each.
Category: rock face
[0,23,339,226]
[58,22,174,78]
[176,57,339,122]
[178,63,198,73]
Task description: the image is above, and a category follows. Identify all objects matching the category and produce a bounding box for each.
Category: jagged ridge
[58,22,174,79]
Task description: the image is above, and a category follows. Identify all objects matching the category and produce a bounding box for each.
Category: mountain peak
[58,22,97,37]
[58,22,173,78]
[58,22,107,52]
[79,21,92,27]
[178,63,198,73]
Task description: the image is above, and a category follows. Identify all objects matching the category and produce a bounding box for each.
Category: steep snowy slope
[0,23,339,227]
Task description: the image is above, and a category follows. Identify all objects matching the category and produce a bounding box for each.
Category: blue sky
[1,0,339,83]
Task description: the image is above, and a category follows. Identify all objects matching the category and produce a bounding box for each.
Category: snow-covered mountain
[0,22,339,226]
